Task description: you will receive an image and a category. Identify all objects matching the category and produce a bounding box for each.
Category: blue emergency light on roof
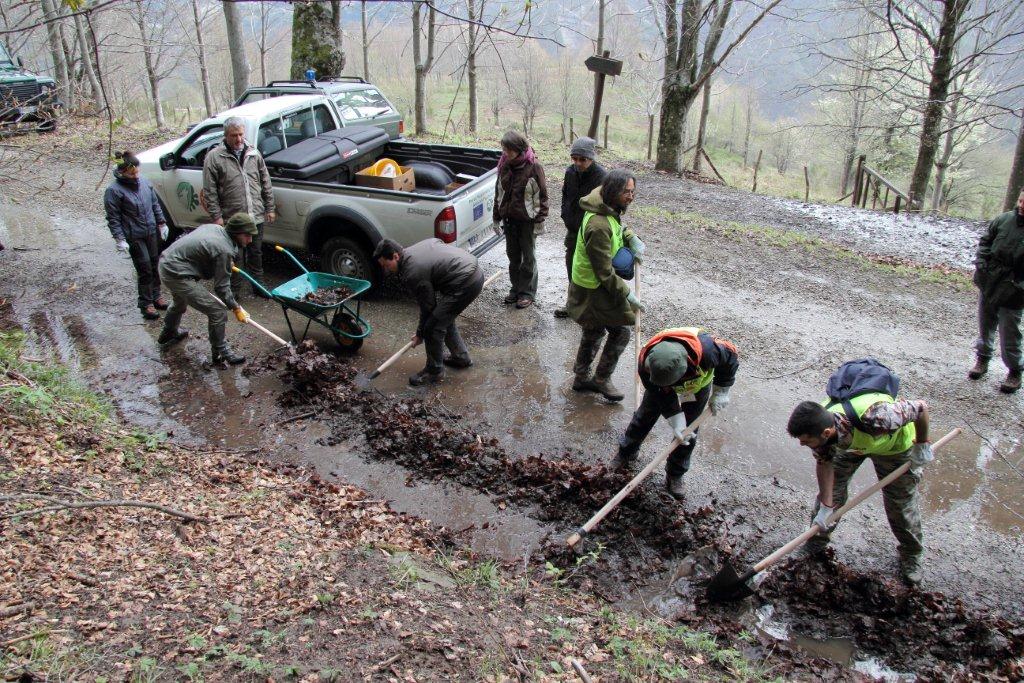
[305,68,316,82]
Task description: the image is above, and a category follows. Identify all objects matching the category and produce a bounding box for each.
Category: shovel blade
[705,559,756,603]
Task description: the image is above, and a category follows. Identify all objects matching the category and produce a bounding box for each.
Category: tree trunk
[691,75,712,172]
[591,0,605,119]
[191,0,215,117]
[72,12,103,111]
[412,1,436,135]
[361,1,371,81]
[931,97,959,212]
[290,1,346,80]
[39,0,70,107]
[223,0,251,100]
[906,0,967,210]
[1004,111,1024,211]
[135,9,164,129]
[465,0,478,133]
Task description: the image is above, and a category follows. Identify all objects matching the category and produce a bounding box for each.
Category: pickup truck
[137,94,502,286]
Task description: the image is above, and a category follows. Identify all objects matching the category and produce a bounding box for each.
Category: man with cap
[612,327,739,499]
[156,213,255,366]
[555,137,606,319]
[373,237,484,386]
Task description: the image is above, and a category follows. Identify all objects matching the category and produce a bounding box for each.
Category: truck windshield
[333,89,394,122]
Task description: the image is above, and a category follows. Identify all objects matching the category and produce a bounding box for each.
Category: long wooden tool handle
[750,427,961,574]
[634,262,642,408]
[567,409,712,547]
[483,270,503,288]
[210,293,290,347]
[368,340,416,380]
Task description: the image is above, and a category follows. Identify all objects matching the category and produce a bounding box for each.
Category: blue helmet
[612,246,635,280]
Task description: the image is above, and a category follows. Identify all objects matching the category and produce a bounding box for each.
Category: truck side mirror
[159,153,176,171]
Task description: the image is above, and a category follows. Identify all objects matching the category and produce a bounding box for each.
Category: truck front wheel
[321,236,377,287]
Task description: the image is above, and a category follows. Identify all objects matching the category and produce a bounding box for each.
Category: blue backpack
[824,358,900,432]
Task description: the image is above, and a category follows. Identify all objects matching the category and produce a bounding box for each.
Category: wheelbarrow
[232,245,372,353]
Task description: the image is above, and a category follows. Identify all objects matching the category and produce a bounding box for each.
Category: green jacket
[158,223,240,310]
[974,209,1024,310]
[566,186,637,327]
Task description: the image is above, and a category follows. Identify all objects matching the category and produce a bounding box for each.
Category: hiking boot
[153,297,169,311]
[157,327,189,347]
[999,369,1022,394]
[515,296,533,309]
[502,293,518,305]
[212,348,246,366]
[899,555,923,586]
[592,376,624,402]
[443,354,473,369]
[409,369,444,386]
[553,307,569,319]
[141,305,160,320]
[666,474,686,500]
[967,358,988,380]
[572,375,599,393]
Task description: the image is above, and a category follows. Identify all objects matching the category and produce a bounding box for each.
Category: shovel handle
[483,270,503,289]
[633,262,642,408]
[751,427,962,574]
[567,409,712,547]
[370,340,416,380]
[209,293,290,347]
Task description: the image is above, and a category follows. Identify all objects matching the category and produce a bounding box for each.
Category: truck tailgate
[452,174,498,254]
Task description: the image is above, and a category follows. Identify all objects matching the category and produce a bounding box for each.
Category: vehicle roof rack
[264,76,368,87]
[265,81,321,88]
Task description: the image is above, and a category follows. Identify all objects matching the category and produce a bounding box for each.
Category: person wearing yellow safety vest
[786,394,932,585]
[612,328,739,499]
[566,169,646,402]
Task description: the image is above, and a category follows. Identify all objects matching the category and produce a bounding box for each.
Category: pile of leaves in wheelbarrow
[302,285,355,306]
[271,341,1024,678]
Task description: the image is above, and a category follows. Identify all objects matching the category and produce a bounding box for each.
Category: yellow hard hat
[369,158,400,177]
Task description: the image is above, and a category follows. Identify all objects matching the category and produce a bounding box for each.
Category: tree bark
[742,90,753,167]
[361,1,371,81]
[223,0,251,100]
[39,0,70,107]
[192,0,215,117]
[931,96,959,212]
[1004,111,1024,211]
[590,0,606,128]
[135,7,165,129]
[72,11,103,111]
[465,0,479,133]
[906,0,968,210]
[290,1,346,80]
[692,76,712,172]
[412,1,436,135]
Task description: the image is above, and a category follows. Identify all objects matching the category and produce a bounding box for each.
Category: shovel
[705,427,962,602]
[633,262,642,408]
[567,408,712,547]
[210,292,291,348]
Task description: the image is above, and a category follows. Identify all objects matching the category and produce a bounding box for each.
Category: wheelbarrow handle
[231,265,275,299]
[274,245,310,274]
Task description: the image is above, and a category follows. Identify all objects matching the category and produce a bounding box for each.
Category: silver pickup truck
[137,95,502,286]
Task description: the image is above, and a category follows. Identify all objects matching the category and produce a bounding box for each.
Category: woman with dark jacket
[493,131,549,309]
[104,151,169,320]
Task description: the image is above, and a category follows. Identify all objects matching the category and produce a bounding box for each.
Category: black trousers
[128,232,161,309]
[617,384,711,476]
[423,268,484,373]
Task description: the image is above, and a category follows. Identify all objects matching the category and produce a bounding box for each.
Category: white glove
[159,223,169,241]
[909,442,934,471]
[627,235,646,261]
[666,413,695,445]
[626,292,646,313]
[709,386,731,415]
[812,499,835,531]
[115,239,129,253]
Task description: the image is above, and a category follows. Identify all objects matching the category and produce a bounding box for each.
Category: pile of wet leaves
[303,285,355,306]
[757,553,1024,679]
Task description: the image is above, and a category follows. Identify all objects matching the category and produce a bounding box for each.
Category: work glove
[709,386,731,415]
[909,442,934,472]
[115,239,129,253]
[811,498,835,532]
[627,235,646,264]
[158,223,169,241]
[234,306,249,324]
[666,412,695,446]
[626,292,646,313]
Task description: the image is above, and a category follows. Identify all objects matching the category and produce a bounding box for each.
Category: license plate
[473,203,483,220]
[468,232,481,247]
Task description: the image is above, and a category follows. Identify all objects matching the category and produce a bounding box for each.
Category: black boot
[1000,369,1022,394]
[967,357,988,380]
[212,348,246,365]
[409,369,443,386]
[157,327,189,347]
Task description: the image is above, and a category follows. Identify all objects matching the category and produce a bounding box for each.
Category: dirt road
[2,133,1021,674]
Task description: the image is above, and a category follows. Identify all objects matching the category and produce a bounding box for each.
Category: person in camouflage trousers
[786,393,933,586]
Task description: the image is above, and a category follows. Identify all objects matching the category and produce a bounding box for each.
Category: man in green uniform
[786,392,933,585]
[157,213,254,366]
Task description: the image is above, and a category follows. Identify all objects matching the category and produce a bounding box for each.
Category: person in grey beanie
[555,137,606,318]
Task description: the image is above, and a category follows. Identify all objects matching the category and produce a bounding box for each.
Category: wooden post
[751,149,763,193]
[603,114,609,149]
[560,122,565,143]
[852,155,866,206]
[702,149,726,184]
[894,195,902,214]
[803,165,810,203]
[871,180,879,209]
[862,175,870,208]
[587,50,611,139]
[569,117,574,141]
[883,186,889,209]
[646,114,654,160]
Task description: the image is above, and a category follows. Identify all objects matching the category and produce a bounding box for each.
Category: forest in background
[3,0,1023,220]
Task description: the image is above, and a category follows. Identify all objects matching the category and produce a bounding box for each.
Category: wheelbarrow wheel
[331,311,365,354]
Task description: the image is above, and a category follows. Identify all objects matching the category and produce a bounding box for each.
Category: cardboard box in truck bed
[355,165,415,192]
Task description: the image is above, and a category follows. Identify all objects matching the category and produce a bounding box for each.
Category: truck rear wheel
[321,236,376,287]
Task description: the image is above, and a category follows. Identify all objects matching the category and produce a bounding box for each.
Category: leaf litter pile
[302,285,354,306]
[273,340,1024,678]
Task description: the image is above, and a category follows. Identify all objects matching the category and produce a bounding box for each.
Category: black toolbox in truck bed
[264,126,389,183]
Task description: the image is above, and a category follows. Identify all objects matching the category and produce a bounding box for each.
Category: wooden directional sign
[584,55,623,77]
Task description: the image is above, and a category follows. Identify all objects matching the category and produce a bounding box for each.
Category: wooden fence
[850,154,909,213]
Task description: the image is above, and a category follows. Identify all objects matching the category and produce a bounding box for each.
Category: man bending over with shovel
[611,327,738,499]
[786,392,932,585]
[156,213,254,366]
[374,238,484,386]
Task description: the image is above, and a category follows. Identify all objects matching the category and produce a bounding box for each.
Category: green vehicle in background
[0,43,61,133]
